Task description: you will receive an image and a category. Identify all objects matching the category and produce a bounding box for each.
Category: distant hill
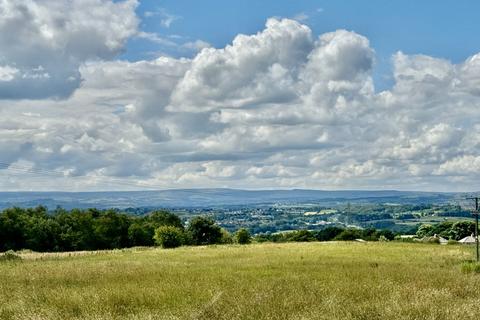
[0,189,462,210]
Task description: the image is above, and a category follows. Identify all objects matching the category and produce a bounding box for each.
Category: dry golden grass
[0,242,479,320]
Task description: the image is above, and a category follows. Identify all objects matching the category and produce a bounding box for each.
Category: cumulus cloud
[2,16,480,191]
[0,0,139,99]
[170,18,314,112]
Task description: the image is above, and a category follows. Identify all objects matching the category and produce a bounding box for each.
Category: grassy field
[1,242,480,320]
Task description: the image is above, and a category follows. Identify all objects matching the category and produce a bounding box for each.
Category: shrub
[378,235,389,242]
[0,250,22,261]
[220,228,234,244]
[187,216,223,245]
[334,229,363,241]
[313,227,344,241]
[285,230,314,242]
[376,230,395,241]
[154,226,184,249]
[236,228,251,244]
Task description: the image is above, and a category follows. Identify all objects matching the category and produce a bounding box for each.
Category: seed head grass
[0,242,479,319]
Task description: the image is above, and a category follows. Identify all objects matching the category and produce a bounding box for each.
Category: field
[1,243,480,320]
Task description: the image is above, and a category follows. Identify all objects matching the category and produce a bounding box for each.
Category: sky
[1,0,480,192]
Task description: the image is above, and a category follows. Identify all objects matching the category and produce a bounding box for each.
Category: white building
[459,234,477,244]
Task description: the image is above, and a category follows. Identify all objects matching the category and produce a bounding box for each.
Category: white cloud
[2,16,480,191]
[292,12,309,22]
[144,8,181,28]
[136,32,211,55]
[170,18,314,112]
[182,40,211,51]
[435,156,480,176]
[0,0,139,99]
[0,65,19,81]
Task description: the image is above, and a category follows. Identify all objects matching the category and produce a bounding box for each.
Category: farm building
[459,234,477,244]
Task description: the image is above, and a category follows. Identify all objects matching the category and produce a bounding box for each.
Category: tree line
[1,206,475,252]
[0,206,398,252]
[254,227,395,243]
[0,206,240,251]
[415,221,475,240]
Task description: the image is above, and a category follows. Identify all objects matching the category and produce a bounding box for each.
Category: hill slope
[0,188,459,209]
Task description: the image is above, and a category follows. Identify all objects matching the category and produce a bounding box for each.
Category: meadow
[1,242,479,320]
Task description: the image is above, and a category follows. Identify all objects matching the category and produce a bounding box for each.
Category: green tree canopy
[236,228,251,244]
[187,216,222,245]
[149,210,184,230]
[154,226,184,249]
[416,224,434,238]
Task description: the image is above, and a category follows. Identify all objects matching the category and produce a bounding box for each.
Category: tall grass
[0,242,479,319]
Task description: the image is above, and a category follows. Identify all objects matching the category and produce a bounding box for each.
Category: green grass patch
[461,261,480,273]
[0,242,479,319]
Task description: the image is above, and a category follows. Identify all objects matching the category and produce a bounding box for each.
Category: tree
[314,227,344,241]
[236,228,251,244]
[55,209,96,251]
[334,228,363,241]
[128,221,155,246]
[431,221,454,238]
[93,210,131,249]
[450,221,475,240]
[154,226,184,248]
[0,207,29,251]
[187,216,222,245]
[285,230,314,242]
[376,229,395,241]
[149,210,183,230]
[416,224,434,238]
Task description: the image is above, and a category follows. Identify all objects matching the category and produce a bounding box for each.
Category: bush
[236,228,251,244]
[378,235,389,242]
[154,226,184,249]
[334,229,363,241]
[285,230,314,242]
[220,228,234,244]
[0,250,22,261]
[313,227,344,241]
[187,216,223,245]
[376,229,395,241]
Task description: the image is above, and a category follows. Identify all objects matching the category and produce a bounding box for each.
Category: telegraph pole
[467,197,479,262]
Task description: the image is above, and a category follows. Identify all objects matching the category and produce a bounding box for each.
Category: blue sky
[123,0,480,91]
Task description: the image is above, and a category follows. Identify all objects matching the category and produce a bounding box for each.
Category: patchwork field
[1,242,479,320]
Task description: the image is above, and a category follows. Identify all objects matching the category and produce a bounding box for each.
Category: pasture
[0,242,479,320]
